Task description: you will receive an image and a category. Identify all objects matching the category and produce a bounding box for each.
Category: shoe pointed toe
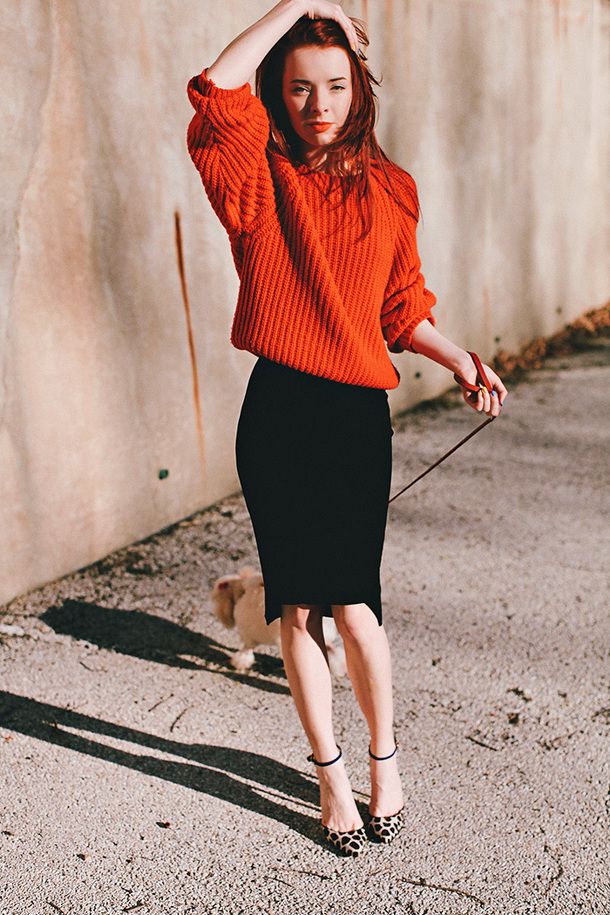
[321,822,368,856]
[368,805,404,843]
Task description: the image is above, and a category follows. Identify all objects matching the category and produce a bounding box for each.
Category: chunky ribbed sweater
[186,67,437,389]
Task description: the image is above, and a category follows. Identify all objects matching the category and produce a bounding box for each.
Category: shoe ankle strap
[307,744,342,767]
[369,736,399,760]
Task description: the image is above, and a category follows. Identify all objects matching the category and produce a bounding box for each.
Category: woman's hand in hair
[296,1,359,52]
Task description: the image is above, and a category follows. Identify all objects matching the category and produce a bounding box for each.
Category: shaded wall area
[1,0,608,604]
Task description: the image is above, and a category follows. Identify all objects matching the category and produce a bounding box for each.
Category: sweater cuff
[200,67,252,96]
[194,67,252,102]
[388,313,436,354]
[188,67,254,111]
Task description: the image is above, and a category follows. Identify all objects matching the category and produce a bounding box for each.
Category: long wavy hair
[254,14,420,242]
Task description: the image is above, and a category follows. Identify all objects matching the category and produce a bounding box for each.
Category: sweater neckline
[269,150,352,179]
[294,159,341,179]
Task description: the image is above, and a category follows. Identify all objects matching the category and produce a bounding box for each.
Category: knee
[331,604,373,642]
[280,604,324,633]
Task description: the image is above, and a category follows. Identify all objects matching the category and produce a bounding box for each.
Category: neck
[299,144,327,169]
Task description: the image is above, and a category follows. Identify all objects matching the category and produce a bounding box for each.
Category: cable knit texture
[186,67,437,389]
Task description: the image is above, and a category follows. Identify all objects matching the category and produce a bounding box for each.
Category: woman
[187,0,507,856]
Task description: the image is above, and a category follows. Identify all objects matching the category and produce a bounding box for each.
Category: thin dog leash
[388,351,498,505]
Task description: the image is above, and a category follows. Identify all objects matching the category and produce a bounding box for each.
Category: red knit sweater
[186,67,437,389]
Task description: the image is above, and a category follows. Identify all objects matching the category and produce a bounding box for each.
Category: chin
[301,135,334,149]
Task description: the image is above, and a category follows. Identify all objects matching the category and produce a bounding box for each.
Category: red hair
[254,14,420,241]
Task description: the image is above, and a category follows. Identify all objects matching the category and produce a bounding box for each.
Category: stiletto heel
[306,744,368,856]
[368,735,405,844]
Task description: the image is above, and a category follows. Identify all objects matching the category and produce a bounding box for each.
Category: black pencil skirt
[235,356,394,627]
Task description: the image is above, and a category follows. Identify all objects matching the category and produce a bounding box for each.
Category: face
[282,45,353,158]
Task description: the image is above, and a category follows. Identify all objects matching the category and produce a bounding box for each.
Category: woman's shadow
[0,690,353,848]
[8,600,366,851]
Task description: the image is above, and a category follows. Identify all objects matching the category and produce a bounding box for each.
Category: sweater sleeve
[380,175,437,354]
[186,67,274,236]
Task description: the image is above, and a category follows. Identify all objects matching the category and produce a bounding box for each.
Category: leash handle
[453,351,494,394]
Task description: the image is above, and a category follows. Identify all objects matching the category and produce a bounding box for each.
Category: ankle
[369,732,399,759]
[308,742,341,767]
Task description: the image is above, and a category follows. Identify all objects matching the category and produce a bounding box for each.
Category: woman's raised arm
[206,0,358,89]
[187,1,359,237]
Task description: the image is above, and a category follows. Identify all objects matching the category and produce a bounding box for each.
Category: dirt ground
[1,337,609,915]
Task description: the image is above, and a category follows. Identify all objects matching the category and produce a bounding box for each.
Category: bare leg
[331,603,404,817]
[280,604,363,831]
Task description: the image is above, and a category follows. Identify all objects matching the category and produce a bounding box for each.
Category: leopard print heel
[307,744,368,857]
[368,735,404,844]
[368,806,405,843]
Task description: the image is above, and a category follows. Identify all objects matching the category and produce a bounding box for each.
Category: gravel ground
[1,341,609,915]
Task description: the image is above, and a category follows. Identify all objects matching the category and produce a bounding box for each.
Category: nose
[307,89,330,116]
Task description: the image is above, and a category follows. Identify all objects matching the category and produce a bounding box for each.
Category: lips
[306,122,333,133]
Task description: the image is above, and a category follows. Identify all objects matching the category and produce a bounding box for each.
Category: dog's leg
[322,618,347,678]
[325,640,347,679]
[229,647,256,671]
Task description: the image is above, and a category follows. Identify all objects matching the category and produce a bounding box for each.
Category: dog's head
[210,566,260,628]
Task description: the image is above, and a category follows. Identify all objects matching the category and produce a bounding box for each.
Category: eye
[291,85,346,94]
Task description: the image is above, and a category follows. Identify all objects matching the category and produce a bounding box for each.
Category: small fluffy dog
[210,566,347,679]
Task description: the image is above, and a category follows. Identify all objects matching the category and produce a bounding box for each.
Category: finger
[464,390,477,411]
[487,372,508,404]
[341,14,358,50]
[493,390,504,416]
[466,387,485,413]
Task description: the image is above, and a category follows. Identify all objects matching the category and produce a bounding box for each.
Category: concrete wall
[2,0,608,605]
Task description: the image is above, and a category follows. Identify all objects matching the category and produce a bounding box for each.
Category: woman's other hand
[457,359,508,416]
[298,1,359,52]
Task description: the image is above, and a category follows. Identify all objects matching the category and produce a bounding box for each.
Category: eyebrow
[290,77,348,84]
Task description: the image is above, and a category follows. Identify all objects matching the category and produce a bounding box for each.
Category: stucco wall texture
[1,0,608,605]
